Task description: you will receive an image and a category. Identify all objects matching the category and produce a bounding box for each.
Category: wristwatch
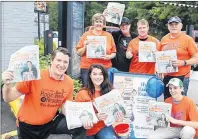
[184,60,187,66]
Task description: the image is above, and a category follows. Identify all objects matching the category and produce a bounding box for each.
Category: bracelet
[184,60,187,66]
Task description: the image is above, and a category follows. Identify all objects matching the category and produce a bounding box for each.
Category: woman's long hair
[86,64,113,98]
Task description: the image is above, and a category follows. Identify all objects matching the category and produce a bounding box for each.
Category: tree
[47,1,198,38]
[125,1,198,39]
[47,2,58,31]
[84,2,107,28]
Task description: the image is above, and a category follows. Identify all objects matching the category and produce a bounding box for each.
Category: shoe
[5,135,13,139]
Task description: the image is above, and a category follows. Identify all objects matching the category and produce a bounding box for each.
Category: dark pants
[163,75,185,100]
[17,114,86,139]
[80,69,89,87]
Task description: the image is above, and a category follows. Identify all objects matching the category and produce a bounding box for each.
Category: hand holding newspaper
[103,2,125,25]
[94,89,126,126]
[7,45,40,83]
[147,101,172,128]
[155,50,178,73]
[65,101,98,130]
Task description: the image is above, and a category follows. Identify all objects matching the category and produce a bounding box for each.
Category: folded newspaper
[94,89,126,126]
[147,101,172,128]
[86,36,106,58]
[103,2,125,25]
[65,101,98,130]
[155,50,178,73]
[8,45,40,82]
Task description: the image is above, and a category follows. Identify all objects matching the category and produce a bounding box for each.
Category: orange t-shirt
[160,32,198,77]
[75,89,106,136]
[165,96,198,136]
[76,30,116,69]
[127,35,160,74]
[15,69,73,125]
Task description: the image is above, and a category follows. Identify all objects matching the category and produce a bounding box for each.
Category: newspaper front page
[138,41,157,62]
[65,101,98,130]
[94,89,126,126]
[155,50,178,73]
[103,2,125,25]
[86,36,106,58]
[147,101,172,128]
[8,45,40,82]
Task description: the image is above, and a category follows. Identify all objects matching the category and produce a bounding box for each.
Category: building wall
[1,2,35,71]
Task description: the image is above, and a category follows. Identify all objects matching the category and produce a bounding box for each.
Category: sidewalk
[1,100,71,139]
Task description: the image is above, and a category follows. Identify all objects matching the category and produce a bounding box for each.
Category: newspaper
[65,101,98,130]
[94,89,126,126]
[138,41,157,62]
[8,45,40,82]
[103,2,125,25]
[155,50,178,73]
[86,36,106,58]
[147,101,172,128]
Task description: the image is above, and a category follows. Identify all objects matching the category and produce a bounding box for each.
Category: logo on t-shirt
[118,37,131,51]
[40,89,67,107]
[162,41,180,51]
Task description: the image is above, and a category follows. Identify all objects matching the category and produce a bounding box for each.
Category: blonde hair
[137,19,149,27]
[92,13,106,26]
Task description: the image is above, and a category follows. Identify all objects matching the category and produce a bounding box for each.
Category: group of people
[2,47,124,139]
[77,13,198,101]
[2,12,198,139]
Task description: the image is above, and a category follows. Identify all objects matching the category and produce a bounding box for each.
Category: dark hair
[51,47,71,61]
[26,61,32,64]
[86,64,113,98]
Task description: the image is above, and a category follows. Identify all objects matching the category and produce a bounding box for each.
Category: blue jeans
[80,69,89,87]
[86,126,118,139]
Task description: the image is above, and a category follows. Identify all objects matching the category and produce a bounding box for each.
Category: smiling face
[50,52,69,78]
[168,84,183,99]
[137,23,149,38]
[92,14,106,31]
[120,23,131,35]
[168,22,183,35]
[93,19,104,31]
[90,67,104,87]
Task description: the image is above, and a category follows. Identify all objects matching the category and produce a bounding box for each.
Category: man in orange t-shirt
[160,16,198,100]
[148,78,198,139]
[2,47,86,139]
[126,19,160,75]
[76,13,116,87]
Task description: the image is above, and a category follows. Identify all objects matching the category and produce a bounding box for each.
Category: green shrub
[73,79,82,97]
[39,54,51,70]
[34,38,56,55]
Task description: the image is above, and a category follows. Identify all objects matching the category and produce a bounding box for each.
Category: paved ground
[1,100,71,139]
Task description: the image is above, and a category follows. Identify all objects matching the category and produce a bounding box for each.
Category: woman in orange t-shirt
[76,13,116,87]
[75,64,123,139]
